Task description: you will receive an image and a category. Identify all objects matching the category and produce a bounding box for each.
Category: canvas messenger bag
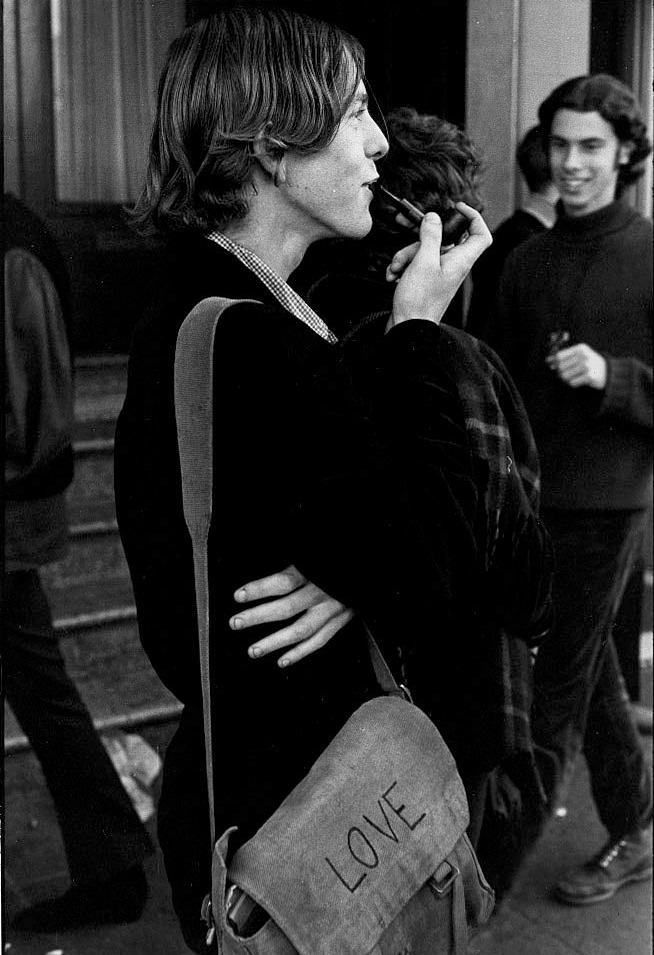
[174,297,495,955]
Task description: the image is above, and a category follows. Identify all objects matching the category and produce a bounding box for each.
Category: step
[4,617,182,754]
[74,355,128,413]
[45,573,136,623]
[41,521,129,591]
[68,438,116,526]
[72,355,127,441]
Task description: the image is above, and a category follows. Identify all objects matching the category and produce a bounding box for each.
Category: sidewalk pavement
[3,677,652,955]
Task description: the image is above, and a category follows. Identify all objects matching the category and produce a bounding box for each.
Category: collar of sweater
[553,197,635,240]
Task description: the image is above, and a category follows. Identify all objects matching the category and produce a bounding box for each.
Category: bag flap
[229,696,469,955]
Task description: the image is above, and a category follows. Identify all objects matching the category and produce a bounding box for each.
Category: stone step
[74,354,127,409]
[72,354,126,442]
[4,617,182,754]
[68,437,115,526]
[41,519,129,591]
[45,572,135,623]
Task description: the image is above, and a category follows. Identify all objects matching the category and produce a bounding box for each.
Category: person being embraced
[114,7,550,951]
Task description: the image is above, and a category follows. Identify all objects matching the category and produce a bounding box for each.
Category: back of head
[380,106,483,214]
[368,106,482,271]
[131,5,365,236]
[538,73,652,191]
[516,125,551,193]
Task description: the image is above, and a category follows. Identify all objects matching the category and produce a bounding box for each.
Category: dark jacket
[466,209,547,338]
[486,199,652,511]
[114,236,550,943]
[4,195,74,569]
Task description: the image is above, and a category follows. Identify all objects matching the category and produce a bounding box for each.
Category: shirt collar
[521,194,557,229]
[206,231,337,344]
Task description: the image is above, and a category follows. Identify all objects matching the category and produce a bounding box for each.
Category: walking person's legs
[531,511,645,806]
[529,509,652,903]
[4,569,153,930]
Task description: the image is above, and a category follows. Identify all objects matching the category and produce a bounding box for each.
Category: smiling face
[549,109,631,217]
[278,81,389,242]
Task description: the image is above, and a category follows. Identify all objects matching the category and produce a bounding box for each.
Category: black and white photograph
[3,2,652,953]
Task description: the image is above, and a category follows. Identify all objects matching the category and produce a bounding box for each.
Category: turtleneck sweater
[488,198,652,510]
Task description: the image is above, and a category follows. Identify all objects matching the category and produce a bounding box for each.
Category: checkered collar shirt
[206,230,338,344]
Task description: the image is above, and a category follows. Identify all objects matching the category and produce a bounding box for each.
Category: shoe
[554,828,652,905]
[631,702,653,735]
[11,865,148,932]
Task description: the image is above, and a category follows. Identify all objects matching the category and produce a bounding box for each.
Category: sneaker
[11,865,148,932]
[554,828,652,905]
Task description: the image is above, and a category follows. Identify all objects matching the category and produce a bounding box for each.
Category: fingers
[233,564,305,603]
[278,610,354,667]
[230,582,322,629]
[247,606,354,666]
[545,344,607,390]
[386,203,490,282]
[386,211,443,283]
[444,202,492,264]
[386,239,421,282]
[229,569,355,666]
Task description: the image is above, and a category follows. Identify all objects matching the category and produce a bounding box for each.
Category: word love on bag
[325,780,427,893]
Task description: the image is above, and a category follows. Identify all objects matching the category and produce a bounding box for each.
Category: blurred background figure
[483,74,653,907]
[613,530,653,735]
[291,105,484,332]
[3,193,153,933]
[466,124,558,338]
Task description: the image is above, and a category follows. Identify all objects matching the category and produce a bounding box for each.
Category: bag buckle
[430,862,460,896]
[399,683,413,703]
[201,894,216,945]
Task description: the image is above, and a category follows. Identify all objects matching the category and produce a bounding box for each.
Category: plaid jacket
[347,316,553,768]
[429,325,553,766]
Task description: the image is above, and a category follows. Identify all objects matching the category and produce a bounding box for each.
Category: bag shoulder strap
[174,296,258,846]
[173,295,404,849]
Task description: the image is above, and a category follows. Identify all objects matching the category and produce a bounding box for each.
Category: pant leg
[612,552,645,702]
[532,509,650,829]
[583,636,653,837]
[3,569,153,885]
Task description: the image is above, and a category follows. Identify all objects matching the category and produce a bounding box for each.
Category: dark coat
[466,210,547,339]
[114,236,548,944]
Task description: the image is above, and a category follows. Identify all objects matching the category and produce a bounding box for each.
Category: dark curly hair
[367,106,483,271]
[130,6,365,235]
[538,74,652,192]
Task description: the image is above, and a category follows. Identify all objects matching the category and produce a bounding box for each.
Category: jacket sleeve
[467,339,553,644]
[599,354,653,432]
[4,248,74,494]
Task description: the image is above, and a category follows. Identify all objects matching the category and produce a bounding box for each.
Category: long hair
[538,74,652,192]
[130,6,365,235]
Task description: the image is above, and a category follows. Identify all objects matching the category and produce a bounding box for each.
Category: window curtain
[51,0,185,203]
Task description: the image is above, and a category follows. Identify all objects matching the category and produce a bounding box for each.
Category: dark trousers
[532,509,652,840]
[612,550,646,702]
[3,569,153,885]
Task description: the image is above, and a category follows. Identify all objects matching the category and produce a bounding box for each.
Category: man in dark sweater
[466,124,558,339]
[486,74,652,905]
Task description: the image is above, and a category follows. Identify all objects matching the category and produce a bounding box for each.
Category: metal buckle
[201,895,216,945]
[430,862,460,896]
[399,683,413,703]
